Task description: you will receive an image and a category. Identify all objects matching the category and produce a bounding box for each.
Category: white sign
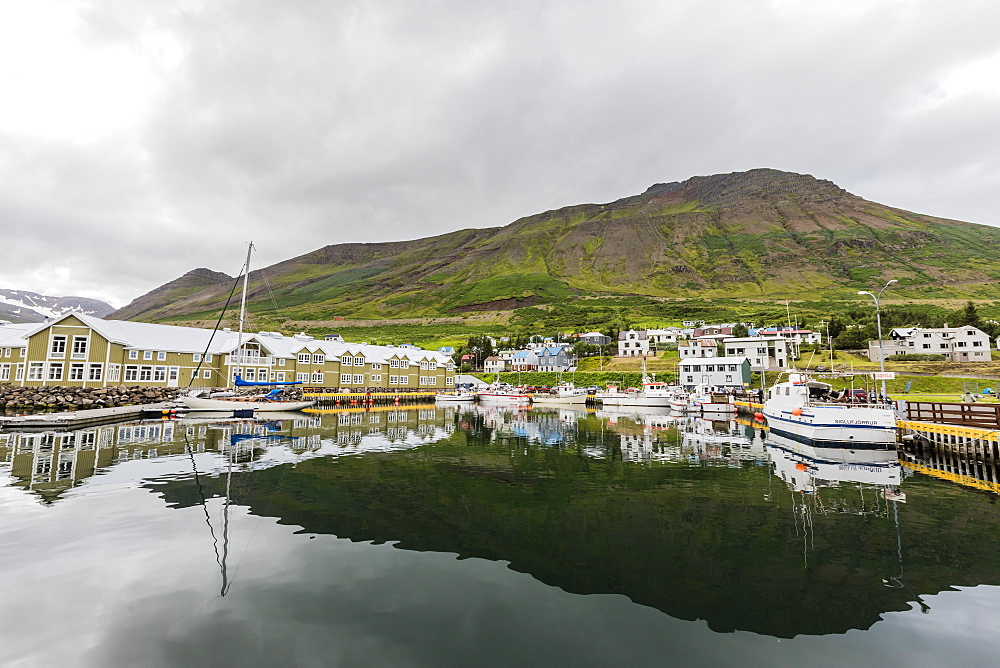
[873,372,896,380]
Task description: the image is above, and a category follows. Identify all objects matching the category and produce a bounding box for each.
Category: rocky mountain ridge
[0,289,115,324]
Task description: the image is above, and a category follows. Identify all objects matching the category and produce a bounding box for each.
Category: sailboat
[179,242,316,413]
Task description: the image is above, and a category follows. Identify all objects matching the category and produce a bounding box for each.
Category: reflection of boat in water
[765,429,901,492]
[763,372,896,446]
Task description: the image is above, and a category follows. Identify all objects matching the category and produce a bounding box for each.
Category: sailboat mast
[237,242,253,369]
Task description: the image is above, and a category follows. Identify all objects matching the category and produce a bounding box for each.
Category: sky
[1,0,999,308]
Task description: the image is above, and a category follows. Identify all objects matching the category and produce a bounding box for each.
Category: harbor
[4,403,1000,664]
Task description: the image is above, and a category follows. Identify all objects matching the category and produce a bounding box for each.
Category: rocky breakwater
[0,384,186,411]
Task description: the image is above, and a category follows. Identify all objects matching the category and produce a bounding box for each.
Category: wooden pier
[902,401,1000,428]
[0,402,179,432]
[899,419,1000,493]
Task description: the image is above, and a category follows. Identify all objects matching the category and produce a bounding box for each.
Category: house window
[204,354,212,363]
[399,375,409,385]
[974,341,983,347]
[71,336,88,359]
[15,364,24,381]
[157,351,167,361]
[353,357,364,366]
[128,350,138,360]
[50,335,67,358]
[193,353,201,362]
[276,372,286,382]
[371,363,382,371]
[203,370,212,379]
[370,374,382,384]
[922,344,931,349]
[352,374,364,384]
[297,373,309,382]
[69,363,85,381]
[3,348,9,357]
[153,367,166,381]
[88,364,103,381]
[139,366,152,381]
[124,366,138,381]
[389,375,399,385]
[341,356,352,366]
[244,369,256,381]
[141,351,151,360]
[48,363,63,381]
[27,362,44,380]
[312,372,325,383]
[340,373,352,384]
[312,354,325,364]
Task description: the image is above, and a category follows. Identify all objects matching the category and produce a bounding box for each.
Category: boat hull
[180,397,315,412]
[532,394,589,406]
[763,406,897,447]
[434,393,476,402]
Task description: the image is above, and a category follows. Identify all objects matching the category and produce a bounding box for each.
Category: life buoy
[791,408,803,416]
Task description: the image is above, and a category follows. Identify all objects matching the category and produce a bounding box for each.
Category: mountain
[0,289,115,324]
[111,168,1000,322]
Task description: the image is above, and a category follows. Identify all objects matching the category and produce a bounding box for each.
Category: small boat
[434,391,476,402]
[762,372,896,446]
[690,387,737,415]
[178,243,315,414]
[477,384,531,405]
[531,383,589,406]
[180,388,315,412]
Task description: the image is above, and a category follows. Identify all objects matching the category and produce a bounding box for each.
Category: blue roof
[512,350,535,359]
[539,346,565,355]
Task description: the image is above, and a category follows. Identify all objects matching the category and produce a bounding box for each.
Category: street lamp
[858,279,898,400]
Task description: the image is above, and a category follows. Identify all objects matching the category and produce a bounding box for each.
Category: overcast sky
[1,0,998,307]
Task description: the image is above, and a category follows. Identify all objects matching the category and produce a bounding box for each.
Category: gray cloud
[1,0,999,305]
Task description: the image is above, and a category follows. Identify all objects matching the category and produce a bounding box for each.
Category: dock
[303,391,439,407]
[0,403,179,432]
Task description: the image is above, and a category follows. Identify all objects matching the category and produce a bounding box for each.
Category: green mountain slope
[111,168,1000,321]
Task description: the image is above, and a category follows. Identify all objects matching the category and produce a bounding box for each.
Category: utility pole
[858,279,898,400]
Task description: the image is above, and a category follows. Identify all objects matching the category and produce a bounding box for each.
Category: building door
[168,367,179,387]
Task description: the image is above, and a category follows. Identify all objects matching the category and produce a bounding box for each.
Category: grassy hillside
[111,168,1000,325]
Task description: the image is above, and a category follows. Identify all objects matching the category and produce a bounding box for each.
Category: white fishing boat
[531,383,589,406]
[762,372,896,446]
[434,391,476,402]
[476,384,531,406]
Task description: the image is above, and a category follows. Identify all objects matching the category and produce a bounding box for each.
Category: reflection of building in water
[0,406,456,504]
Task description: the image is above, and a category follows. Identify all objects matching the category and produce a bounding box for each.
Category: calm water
[2,404,1000,666]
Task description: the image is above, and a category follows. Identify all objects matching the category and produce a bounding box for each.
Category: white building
[483,356,506,373]
[646,328,685,346]
[618,329,651,357]
[678,340,718,359]
[869,325,992,362]
[677,357,753,388]
[723,336,791,371]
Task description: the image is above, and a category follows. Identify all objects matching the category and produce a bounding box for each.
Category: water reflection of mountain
[149,406,1000,639]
